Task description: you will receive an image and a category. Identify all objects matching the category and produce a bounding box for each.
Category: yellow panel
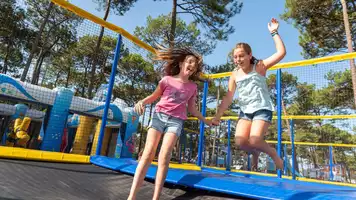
[71,116,96,155]
[277,115,356,119]
[183,128,200,134]
[266,141,356,148]
[230,168,277,177]
[151,162,201,171]
[91,120,111,156]
[230,168,356,187]
[269,52,356,70]
[0,146,90,163]
[295,177,356,187]
[187,115,356,121]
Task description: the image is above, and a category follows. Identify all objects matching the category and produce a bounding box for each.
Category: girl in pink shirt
[128,47,212,200]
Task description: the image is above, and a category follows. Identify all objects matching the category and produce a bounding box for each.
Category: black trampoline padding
[0,159,242,200]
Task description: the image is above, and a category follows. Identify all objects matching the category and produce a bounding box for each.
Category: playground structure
[0,73,139,158]
[0,0,356,199]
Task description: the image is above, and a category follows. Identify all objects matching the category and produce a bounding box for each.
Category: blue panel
[90,156,356,200]
[120,111,139,158]
[41,88,73,151]
[114,130,123,158]
[0,74,36,101]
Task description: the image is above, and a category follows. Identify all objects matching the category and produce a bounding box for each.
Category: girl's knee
[141,149,156,162]
[249,136,263,147]
[235,137,249,149]
[158,150,172,166]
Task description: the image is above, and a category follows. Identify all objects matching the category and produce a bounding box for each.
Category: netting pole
[284,144,287,175]
[96,34,122,156]
[290,119,296,180]
[179,129,183,164]
[329,146,333,181]
[137,107,146,158]
[277,68,282,178]
[197,81,208,167]
[227,119,231,171]
[189,134,192,162]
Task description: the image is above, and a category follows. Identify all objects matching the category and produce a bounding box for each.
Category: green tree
[21,0,54,81]
[154,0,243,48]
[0,0,32,76]
[30,13,81,85]
[134,15,215,55]
[113,53,158,106]
[42,35,118,96]
[281,0,356,58]
[87,0,138,98]
[281,0,356,108]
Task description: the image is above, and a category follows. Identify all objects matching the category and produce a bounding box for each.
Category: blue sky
[69,0,304,67]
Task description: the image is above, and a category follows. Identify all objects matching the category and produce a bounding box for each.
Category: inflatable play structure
[0,74,139,158]
[0,103,45,147]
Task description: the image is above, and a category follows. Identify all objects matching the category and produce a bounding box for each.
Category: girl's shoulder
[232,68,239,77]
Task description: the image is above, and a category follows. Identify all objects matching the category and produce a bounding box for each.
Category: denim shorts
[148,112,184,137]
[239,109,273,123]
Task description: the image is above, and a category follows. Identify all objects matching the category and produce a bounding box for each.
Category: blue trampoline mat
[90,156,356,200]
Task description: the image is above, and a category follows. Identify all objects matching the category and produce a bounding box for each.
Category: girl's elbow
[282,50,286,57]
[278,50,286,60]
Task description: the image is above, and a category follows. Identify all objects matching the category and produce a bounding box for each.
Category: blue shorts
[148,112,184,137]
[239,109,273,123]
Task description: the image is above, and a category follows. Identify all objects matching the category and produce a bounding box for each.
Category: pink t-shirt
[155,76,197,120]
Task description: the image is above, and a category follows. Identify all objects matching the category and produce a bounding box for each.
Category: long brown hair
[154,46,203,81]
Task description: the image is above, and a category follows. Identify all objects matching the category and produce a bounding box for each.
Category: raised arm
[262,18,286,69]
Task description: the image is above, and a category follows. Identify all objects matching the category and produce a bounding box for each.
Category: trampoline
[91,156,356,200]
[0,158,242,200]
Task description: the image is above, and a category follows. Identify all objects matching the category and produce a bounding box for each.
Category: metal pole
[189,134,192,162]
[290,119,296,180]
[329,146,333,181]
[96,34,122,155]
[284,144,287,175]
[227,120,231,171]
[276,68,282,178]
[197,81,208,166]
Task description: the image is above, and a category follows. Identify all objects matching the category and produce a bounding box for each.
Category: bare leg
[249,120,283,170]
[128,128,162,200]
[234,119,253,152]
[251,151,260,171]
[152,132,178,200]
[234,119,260,171]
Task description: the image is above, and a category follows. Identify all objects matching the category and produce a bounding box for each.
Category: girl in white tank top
[213,18,286,171]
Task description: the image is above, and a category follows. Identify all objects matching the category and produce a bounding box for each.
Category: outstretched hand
[268,18,279,33]
[211,117,220,126]
[204,119,213,126]
[134,101,144,115]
